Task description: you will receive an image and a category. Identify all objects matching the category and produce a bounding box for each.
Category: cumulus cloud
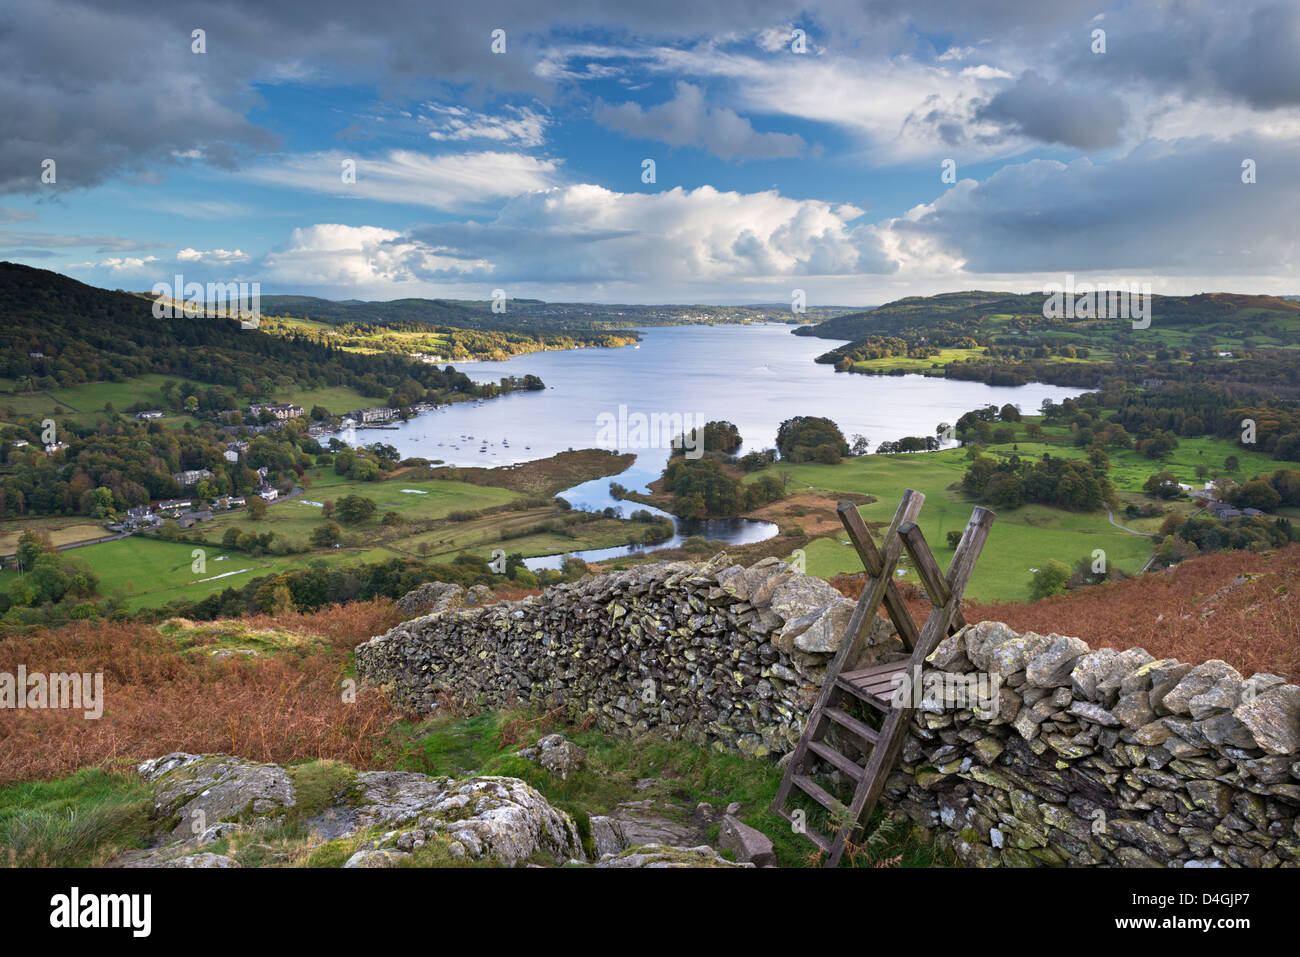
[251,182,897,295]
[261,223,488,287]
[239,150,561,210]
[594,82,805,160]
[405,183,894,283]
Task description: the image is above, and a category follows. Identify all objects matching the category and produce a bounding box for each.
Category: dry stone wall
[887,620,1300,867]
[356,557,1300,867]
[356,554,899,757]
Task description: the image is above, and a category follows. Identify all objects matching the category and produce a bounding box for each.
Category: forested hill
[258,294,487,328]
[0,262,477,403]
[793,290,1300,341]
[259,294,857,334]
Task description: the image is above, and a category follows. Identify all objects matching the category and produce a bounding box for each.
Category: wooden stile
[770,491,995,867]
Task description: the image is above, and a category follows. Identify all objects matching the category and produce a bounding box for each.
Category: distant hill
[0,262,475,404]
[794,290,1300,341]
[258,294,857,333]
[258,294,486,327]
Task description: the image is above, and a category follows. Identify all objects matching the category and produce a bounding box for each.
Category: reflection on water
[344,323,1084,566]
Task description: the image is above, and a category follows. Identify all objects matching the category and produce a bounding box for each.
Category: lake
[347,323,1084,566]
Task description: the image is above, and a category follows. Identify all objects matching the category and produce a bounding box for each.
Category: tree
[248,496,269,520]
[310,521,343,546]
[335,494,377,525]
[1138,431,1179,459]
[1234,479,1281,513]
[985,475,1025,509]
[15,529,54,571]
[812,443,842,465]
[1144,471,1183,499]
[850,434,870,456]
[1275,433,1300,462]
[1029,560,1071,601]
[775,416,849,462]
[1224,455,1240,472]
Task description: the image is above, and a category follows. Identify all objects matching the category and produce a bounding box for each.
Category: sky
[0,0,1297,306]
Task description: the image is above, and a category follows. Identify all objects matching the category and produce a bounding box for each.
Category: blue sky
[1,0,1297,304]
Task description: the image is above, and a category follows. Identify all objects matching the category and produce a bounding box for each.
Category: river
[345,323,1084,567]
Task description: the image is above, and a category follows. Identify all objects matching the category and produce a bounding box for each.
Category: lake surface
[347,324,1084,567]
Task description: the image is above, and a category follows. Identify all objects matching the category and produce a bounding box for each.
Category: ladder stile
[770,493,995,867]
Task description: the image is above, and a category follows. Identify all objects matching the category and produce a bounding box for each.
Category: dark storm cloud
[976,72,1128,151]
[3,0,1294,198]
[893,136,1298,275]
[1055,1,1300,110]
[0,0,1100,195]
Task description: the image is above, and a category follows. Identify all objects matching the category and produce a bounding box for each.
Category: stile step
[792,774,844,814]
[835,677,893,712]
[807,739,865,783]
[823,706,880,745]
[775,808,832,854]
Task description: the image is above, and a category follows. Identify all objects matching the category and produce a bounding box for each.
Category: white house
[258,487,278,502]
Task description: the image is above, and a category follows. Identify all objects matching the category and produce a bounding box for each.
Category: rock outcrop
[117,753,584,868]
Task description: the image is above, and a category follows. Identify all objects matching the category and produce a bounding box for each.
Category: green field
[0,462,658,611]
[197,469,525,550]
[0,372,379,425]
[0,537,391,612]
[849,347,986,374]
[754,451,1152,602]
[750,420,1300,602]
[0,374,180,420]
[267,383,376,414]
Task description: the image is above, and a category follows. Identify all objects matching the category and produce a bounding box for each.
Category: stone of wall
[886,621,1300,867]
[355,554,900,757]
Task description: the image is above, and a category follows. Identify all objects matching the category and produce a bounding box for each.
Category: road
[1104,505,1155,537]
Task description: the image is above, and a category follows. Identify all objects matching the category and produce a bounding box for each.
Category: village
[99,400,430,535]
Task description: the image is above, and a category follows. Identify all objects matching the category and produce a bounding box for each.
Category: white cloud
[70,255,159,271]
[424,103,548,147]
[240,149,562,210]
[254,183,895,298]
[262,223,488,288]
[406,182,893,285]
[176,247,250,263]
